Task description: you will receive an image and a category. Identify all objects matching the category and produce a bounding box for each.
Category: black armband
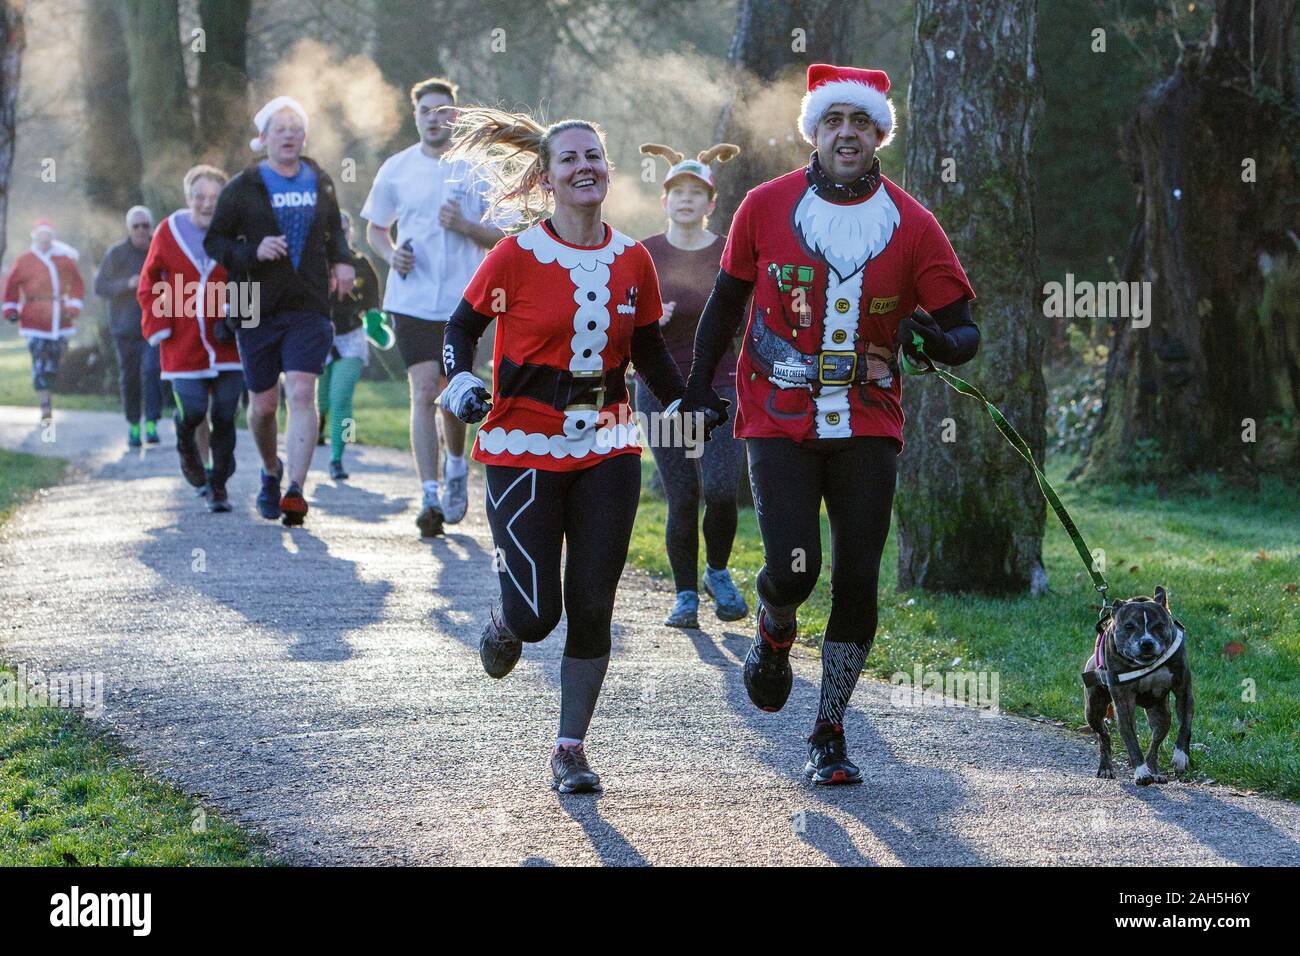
[686,269,753,400]
[630,322,685,407]
[931,296,980,366]
[444,298,495,378]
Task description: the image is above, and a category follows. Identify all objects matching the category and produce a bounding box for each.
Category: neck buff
[806,151,881,202]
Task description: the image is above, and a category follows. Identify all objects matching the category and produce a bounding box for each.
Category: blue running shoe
[703,566,750,622]
[257,458,283,520]
[664,591,699,629]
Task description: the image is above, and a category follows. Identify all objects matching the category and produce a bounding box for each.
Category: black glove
[677,385,731,443]
[896,309,957,367]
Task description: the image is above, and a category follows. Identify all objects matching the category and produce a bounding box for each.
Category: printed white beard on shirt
[793,184,900,284]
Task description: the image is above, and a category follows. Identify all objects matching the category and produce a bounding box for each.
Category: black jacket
[204,156,351,321]
[94,238,148,336]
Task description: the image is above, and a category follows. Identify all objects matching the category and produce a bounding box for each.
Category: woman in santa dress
[439,108,727,794]
[138,165,245,513]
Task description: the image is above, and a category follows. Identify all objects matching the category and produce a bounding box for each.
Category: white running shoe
[442,473,468,524]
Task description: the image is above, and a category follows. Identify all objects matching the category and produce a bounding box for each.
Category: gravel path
[2,405,1298,866]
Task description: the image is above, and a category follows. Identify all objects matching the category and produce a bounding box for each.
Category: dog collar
[1096,627,1184,685]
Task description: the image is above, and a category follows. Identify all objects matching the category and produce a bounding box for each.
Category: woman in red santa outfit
[683,64,981,785]
[138,164,245,513]
[439,108,727,794]
[3,219,85,422]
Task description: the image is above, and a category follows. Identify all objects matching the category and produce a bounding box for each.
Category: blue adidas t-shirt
[260,160,318,269]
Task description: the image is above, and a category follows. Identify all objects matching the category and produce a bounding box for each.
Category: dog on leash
[1082,585,1193,785]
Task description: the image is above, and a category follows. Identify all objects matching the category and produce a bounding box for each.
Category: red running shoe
[280,488,308,527]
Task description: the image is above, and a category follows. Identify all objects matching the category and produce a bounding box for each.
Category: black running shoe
[742,604,795,712]
[257,459,283,520]
[329,459,348,481]
[550,744,601,794]
[479,610,522,679]
[208,487,232,513]
[416,502,445,538]
[805,722,862,785]
[177,440,207,488]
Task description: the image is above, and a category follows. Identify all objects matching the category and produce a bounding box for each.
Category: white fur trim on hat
[799,80,895,147]
[249,95,309,151]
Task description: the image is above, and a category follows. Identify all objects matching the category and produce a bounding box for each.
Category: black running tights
[746,436,897,647]
[484,453,640,660]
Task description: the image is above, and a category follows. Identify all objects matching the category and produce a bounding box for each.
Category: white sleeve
[360,159,397,228]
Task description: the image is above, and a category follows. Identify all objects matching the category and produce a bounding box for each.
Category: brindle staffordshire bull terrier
[1083,585,1193,785]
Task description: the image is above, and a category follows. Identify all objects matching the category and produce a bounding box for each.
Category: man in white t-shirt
[361,76,505,537]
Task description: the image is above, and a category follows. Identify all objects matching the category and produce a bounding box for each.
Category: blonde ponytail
[448,107,607,223]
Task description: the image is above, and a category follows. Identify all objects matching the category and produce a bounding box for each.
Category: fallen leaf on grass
[1222,641,1246,658]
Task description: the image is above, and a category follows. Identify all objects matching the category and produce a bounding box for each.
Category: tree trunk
[120,0,195,215]
[712,0,859,236]
[897,0,1048,595]
[196,0,250,174]
[0,0,21,269]
[83,1,143,213]
[1083,0,1299,481]
[373,0,443,150]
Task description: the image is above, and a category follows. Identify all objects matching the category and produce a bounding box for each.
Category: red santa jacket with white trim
[2,242,85,339]
[136,212,241,379]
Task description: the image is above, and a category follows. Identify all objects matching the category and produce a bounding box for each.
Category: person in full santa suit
[138,164,245,513]
[438,107,727,795]
[3,219,85,421]
[683,64,982,785]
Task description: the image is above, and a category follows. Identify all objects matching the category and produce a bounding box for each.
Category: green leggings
[317,357,363,462]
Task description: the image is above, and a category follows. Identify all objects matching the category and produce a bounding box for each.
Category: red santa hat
[249,95,309,151]
[798,63,895,147]
[31,217,55,237]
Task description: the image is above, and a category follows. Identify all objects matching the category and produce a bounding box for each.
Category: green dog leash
[901,330,1112,612]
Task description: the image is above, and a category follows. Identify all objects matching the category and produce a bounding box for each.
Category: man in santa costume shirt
[684,64,981,784]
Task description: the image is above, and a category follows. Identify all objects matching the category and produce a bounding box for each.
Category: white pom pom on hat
[249,95,309,151]
[798,63,895,147]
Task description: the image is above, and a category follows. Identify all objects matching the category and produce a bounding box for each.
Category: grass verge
[0,447,269,864]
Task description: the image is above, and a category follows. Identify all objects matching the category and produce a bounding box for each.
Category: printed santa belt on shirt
[748,319,897,388]
[496,356,628,411]
[477,420,642,461]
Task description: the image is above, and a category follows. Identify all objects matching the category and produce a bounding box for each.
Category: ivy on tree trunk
[120,0,195,215]
[898,0,1048,595]
[1084,0,1300,481]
